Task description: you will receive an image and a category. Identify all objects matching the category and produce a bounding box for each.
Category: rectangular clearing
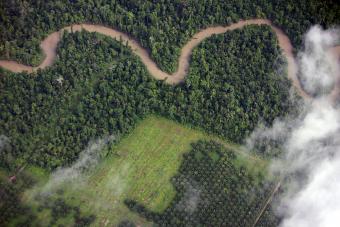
[23,115,267,226]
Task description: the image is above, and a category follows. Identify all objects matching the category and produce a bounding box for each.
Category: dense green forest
[0,25,290,170]
[124,140,278,226]
[1,1,337,226]
[0,0,339,72]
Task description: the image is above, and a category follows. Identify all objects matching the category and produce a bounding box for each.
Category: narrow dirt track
[0,19,339,100]
[252,181,282,227]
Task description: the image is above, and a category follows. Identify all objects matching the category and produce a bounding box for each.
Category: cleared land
[19,115,268,226]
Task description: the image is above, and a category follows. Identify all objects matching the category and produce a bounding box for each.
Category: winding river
[1,19,339,100]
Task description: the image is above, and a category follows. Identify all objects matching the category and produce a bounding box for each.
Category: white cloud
[41,135,115,194]
[247,25,340,227]
[298,26,339,95]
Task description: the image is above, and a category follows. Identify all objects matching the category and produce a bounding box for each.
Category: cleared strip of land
[252,180,282,227]
[21,116,268,226]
